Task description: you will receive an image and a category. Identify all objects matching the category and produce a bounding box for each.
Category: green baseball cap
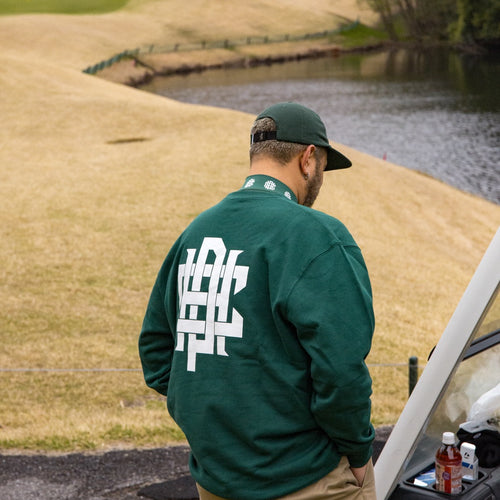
[251,102,351,170]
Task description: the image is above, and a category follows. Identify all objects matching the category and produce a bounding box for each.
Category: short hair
[250,117,326,165]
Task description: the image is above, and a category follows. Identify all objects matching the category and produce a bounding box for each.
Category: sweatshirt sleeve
[286,242,375,467]
[138,268,175,397]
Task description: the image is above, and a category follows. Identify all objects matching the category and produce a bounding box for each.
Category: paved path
[0,427,392,500]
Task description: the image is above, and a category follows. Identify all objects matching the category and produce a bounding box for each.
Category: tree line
[362,0,500,46]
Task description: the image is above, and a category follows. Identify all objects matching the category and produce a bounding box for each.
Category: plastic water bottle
[435,432,462,494]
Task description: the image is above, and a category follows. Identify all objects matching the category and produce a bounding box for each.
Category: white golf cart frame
[375,227,500,499]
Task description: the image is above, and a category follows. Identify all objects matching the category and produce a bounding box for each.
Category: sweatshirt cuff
[347,444,373,468]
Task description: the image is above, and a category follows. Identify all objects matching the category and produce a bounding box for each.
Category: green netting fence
[82,20,359,75]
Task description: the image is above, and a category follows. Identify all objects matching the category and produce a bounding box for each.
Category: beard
[302,162,323,208]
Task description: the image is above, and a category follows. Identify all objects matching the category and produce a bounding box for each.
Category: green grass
[0,0,129,15]
[0,372,185,451]
[333,22,389,48]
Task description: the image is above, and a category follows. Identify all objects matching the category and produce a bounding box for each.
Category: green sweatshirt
[139,175,375,499]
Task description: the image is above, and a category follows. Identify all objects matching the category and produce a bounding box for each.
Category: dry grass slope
[0,0,498,450]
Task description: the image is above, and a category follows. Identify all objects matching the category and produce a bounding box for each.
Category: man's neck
[249,159,301,202]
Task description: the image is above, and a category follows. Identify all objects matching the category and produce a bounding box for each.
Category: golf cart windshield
[404,286,500,479]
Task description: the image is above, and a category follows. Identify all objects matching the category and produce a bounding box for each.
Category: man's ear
[299,145,316,177]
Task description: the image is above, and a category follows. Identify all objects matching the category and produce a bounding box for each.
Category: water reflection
[141,48,500,204]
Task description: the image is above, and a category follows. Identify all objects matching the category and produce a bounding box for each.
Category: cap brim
[326,145,352,171]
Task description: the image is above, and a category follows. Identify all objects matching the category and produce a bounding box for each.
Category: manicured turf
[0,0,129,15]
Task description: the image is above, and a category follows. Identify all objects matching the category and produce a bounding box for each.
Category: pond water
[141,48,500,204]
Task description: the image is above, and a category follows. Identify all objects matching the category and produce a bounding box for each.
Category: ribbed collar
[240,175,297,203]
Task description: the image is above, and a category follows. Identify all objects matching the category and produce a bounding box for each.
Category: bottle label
[435,462,462,493]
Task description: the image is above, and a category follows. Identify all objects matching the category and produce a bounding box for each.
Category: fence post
[408,356,418,396]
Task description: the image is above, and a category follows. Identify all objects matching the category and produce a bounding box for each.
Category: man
[139,102,376,499]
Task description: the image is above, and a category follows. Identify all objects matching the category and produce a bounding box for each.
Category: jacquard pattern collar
[240,175,297,203]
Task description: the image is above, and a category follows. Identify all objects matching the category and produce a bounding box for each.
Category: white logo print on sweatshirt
[176,237,249,372]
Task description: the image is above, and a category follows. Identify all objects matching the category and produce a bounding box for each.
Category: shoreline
[98,41,390,87]
[95,38,487,88]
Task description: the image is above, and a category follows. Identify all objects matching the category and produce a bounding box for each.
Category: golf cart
[375,228,500,499]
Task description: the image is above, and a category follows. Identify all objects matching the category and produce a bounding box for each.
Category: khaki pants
[196,457,376,500]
